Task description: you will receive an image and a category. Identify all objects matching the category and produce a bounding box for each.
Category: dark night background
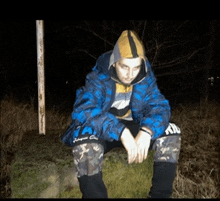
[1,20,220,199]
[1,20,219,112]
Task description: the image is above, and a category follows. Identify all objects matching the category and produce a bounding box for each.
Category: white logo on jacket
[165,123,181,135]
[73,135,99,144]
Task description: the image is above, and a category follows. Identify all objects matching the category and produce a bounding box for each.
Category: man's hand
[135,128,152,163]
[120,128,137,164]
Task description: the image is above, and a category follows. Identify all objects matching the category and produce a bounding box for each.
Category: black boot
[148,162,177,198]
[78,171,108,198]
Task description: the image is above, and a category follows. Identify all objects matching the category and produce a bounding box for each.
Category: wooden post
[36,20,46,135]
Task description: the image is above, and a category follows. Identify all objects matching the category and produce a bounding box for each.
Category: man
[61,30,181,198]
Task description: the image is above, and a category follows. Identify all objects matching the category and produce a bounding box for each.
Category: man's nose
[128,69,133,78]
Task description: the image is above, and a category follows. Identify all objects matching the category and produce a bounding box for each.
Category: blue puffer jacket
[61,51,171,147]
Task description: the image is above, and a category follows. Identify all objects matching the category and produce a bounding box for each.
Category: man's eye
[121,65,127,69]
[134,66,141,70]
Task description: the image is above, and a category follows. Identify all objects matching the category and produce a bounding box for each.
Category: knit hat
[109,30,147,85]
[109,30,146,67]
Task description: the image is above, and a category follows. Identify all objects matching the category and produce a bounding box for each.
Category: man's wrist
[120,127,131,140]
[140,127,153,137]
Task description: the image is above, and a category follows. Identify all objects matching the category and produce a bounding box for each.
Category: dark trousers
[76,120,181,198]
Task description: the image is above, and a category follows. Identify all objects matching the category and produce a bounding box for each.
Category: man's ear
[113,63,116,67]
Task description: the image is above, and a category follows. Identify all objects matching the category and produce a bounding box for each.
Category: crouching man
[61,30,181,198]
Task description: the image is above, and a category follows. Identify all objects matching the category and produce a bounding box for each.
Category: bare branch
[187,47,206,60]
[83,20,91,30]
[142,20,147,41]
[137,20,144,32]
[156,65,205,78]
[151,39,160,66]
[154,46,206,69]
[78,49,97,60]
[130,20,137,30]
[75,25,114,47]
[161,20,189,42]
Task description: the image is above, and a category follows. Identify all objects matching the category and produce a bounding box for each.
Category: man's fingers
[128,150,133,164]
[131,149,137,164]
[137,147,142,163]
[128,149,137,164]
[135,146,149,163]
[128,148,137,164]
[120,128,138,164]
[144,148,148,160]
[135,154,138,163]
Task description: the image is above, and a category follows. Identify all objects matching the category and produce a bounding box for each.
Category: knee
[72,143,104,178]
[152,123,181,163]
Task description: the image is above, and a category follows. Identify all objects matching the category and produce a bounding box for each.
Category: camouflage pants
[72,123,181,178]
[72,143,104,178]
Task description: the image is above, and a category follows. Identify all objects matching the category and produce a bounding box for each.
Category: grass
[1,95,220,198]
[11,160,76,198]
[11,163,51,198]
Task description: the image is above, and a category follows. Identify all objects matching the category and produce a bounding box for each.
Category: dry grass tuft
[1,95,71,150]
[171,100,220,198]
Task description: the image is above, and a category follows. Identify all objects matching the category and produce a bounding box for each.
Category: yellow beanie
[109,30,146,66]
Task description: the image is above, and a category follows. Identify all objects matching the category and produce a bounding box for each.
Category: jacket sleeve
[71,71,126,142]
[133,64,171,140]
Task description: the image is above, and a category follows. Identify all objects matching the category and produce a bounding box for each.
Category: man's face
[113,57,142,85]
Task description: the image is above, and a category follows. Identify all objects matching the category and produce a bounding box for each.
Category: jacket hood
[108,30,148,85]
